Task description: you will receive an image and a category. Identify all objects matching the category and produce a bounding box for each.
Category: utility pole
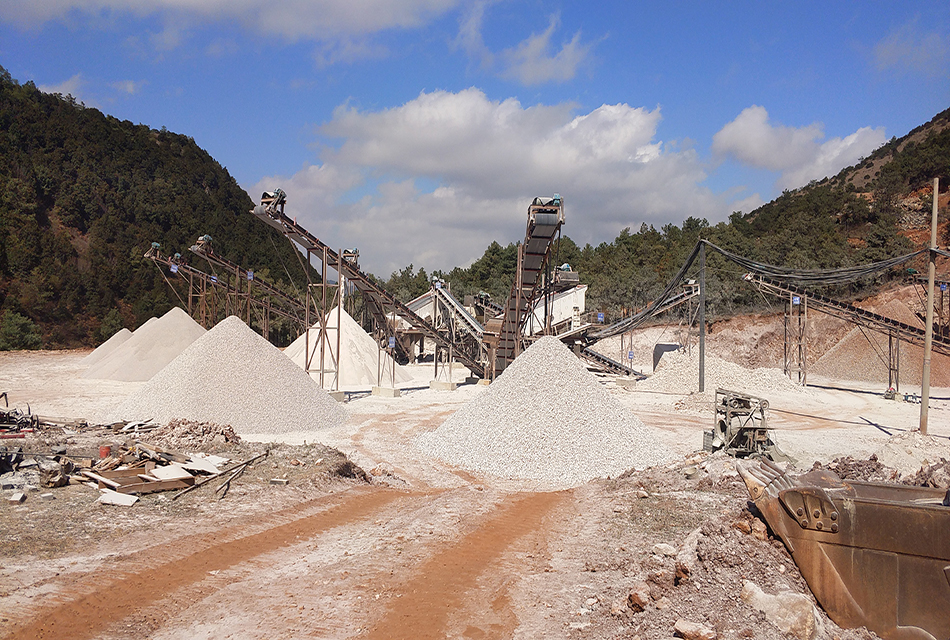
[920,177,938,435]
[699,241,706,393]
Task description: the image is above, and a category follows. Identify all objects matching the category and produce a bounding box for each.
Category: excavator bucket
[737,459,950,640]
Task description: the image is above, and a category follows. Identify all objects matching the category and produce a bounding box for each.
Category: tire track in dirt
[359,489,571,640]
[2,486,407,640]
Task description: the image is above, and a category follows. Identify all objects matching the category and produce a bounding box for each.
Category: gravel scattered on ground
[107,316,346,435]
[417,336,675,488]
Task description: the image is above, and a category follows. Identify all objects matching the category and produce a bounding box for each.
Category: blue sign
[435,281,442,289]
[247,270,254,281]
[388,336,396,349]
[170,264,178,274]
[627,351,634,360]
[211,275,218,283]
[942,283,948,292]
[792,296,800,305]
[597,312,604,322]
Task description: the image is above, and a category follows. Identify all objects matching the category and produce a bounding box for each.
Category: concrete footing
[327,390,345,403]
[372,386,401,398]
[476,379,491,386]
[429,380,457,391]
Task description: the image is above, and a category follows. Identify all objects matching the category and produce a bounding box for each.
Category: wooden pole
[920,177,938,434]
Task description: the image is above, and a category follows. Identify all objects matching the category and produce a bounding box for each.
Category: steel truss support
[784,292,807,386]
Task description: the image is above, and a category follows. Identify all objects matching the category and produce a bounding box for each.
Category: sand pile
[82,308,206,382]
[108,316,346,435]
[284,307,412,388]
[417,336,674,487]
[81,327,133,368]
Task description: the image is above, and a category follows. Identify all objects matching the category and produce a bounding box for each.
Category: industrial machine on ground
[703,388,790,462]
[738,458,950,640]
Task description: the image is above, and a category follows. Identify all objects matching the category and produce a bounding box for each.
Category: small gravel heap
[81,327,132,367]
[636,349,811,413]
[108,316,346,435]
[417,336,674,487]
[284,306,412,387]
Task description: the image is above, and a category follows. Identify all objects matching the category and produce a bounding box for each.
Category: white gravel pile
[82,308,206,382]
[637,349,811,406]
[81,327,132,367]
[417,336,675,488]
[108,316,345,435]
[284,306,412,388]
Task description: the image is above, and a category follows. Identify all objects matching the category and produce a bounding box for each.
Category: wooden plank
[81,470,120,488]
[116,477,193,495]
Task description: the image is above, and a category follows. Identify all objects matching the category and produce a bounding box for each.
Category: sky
[1,1,949,277]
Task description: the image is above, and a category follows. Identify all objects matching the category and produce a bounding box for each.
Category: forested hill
[386,107,949,321]
[0,67,307,348]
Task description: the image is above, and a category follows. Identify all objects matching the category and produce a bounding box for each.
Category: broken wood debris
[172,450,269,501]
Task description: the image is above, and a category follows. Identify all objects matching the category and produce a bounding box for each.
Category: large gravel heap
[82,307,206,381]
[284,306,412,388]
[417,336,674,487]
[108,316,345,435]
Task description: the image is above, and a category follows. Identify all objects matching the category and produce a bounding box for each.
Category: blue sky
[1,1,948,276]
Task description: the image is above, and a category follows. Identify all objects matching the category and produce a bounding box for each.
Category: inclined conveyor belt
[252,204,484,374]
[492,197,564,373]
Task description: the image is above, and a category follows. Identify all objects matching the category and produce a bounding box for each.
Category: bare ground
[2,317,949,639]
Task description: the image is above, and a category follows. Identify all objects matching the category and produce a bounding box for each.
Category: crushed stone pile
[82,308,206,382]
[107,316,346,435]
[284,306,412,387]
[146,419,242,451]
[635,349,811,413]
[81,327,133,368]
[416,335,675,488]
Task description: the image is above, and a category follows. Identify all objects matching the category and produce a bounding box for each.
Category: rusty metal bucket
[737,459,950,640]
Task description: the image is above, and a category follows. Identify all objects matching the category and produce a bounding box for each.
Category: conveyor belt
[144,247,304,328]
[251,200,484,374]
[491,196,564,374]
[750,274,950,357]
[580,347,645,378]
[433,285,483,340]
[189,244,306,319]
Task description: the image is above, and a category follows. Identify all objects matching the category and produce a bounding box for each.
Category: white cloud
[37,73,96,105]
[500,13,592,85]
[0,0,459,39]
[874,19,950,76]
[111,79,145,95]
[712,105,886,190]
[250,89,735,276]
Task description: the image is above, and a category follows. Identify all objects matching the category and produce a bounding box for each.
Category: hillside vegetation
[0,63,946,349]
[0,67,307,348]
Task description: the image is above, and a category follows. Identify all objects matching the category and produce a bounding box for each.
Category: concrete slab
[429,380,458,391]
[372,386,401,398]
